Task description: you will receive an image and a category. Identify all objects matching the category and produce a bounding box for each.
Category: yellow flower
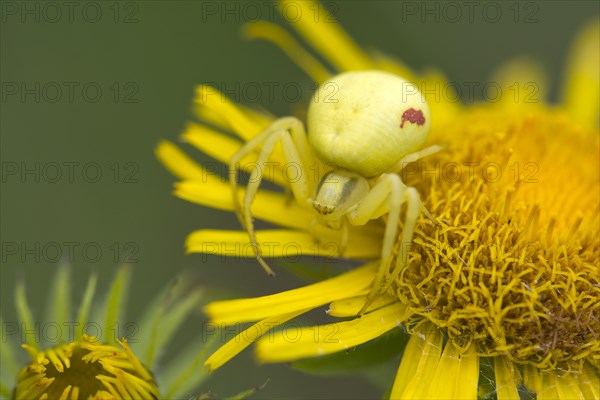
[156,1,599,398]
[1,265,219,400]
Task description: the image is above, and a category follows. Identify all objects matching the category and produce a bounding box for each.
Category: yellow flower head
[14,335,157,400]
[157,1,599,398]
[1,265,220,400]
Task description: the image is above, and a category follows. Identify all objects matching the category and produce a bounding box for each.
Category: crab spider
[230,70,440,315]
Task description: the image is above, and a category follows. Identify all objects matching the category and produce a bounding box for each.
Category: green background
[2,1,598,398]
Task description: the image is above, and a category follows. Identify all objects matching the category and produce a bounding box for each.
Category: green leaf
[0,382,13,400]
[75,272,98,339]
[133,276,205,369]
[101,265,132,342]
[15,276,36,350]
[161,332,221,399]
[291,328,408,375]
[0,314,21,391]
[44,264,71,344]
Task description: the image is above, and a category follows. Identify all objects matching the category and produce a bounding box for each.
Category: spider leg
[230,128,278,226]
[339,219,349,257]
[386,144,441,226]
[377,187,421,299]
[228,117,312,276]
[387,145,442,173]
[346,173,405,315]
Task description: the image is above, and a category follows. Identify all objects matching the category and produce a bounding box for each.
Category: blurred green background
[2,1,598,398]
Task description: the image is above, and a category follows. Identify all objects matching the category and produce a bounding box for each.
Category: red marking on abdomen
[400,108,425,128]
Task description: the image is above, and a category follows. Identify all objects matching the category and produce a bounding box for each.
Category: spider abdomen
[308,70,431,177]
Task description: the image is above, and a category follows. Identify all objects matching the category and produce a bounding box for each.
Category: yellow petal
[562,18,600,128]
[422,342,479,399]
[494,356,520,400]
[390,324,443,399]
[255,302,410,362]
[279,0,373,72]
[491,57,548,106]
[181,122,245,162]
[194,85,270,141]
[522,364,542,393]
[369,51,416,82]
[175,180,313,230]
[181,122,288,186]
[186,229,381,259]
[414,68,463,131]
[556,373,584,400]
[453,345,479,400]
[204,262,377,324]
[243,22,331,83]
[204,310,306,372]
[155,140,213,182]
[327,294,394,317]
[425,343,461,399]
[537,373,561,400]
[579,362,600,400]
[194,89,273,134]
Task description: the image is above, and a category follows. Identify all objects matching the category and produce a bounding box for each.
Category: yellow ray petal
[369,51,416,82]
[327,294,394,317]
[194,91,273,134]
[425,342,460,399]
[490,57,548,106]
[562,18,600,128]
[156,140,214,182]
[425,342,479,399]
[204,262,377,324]
[186,229,381,260]
[194,85,270,141]
[243,22,331,83]
[453,345,479,400]
[390,324,443,399]
[181,122,245,162]
[255,302,409,362]
[537,372,562,400]
[181,122,288,186]
[174,180,313,230]
[279,0,373,72]
[522,364,542,393]
[555,374,585,400]
[579,362,600,400]
[414,69,463,130]
[203,310,306,372]
[494,356,520,400]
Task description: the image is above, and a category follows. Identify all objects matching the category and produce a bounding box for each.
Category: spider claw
[358,298,373,316]
[255,248,276,276]
[358,289,380,316]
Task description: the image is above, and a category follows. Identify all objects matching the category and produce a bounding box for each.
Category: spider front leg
[347,173,421,315]
[386,145,442,174]
[229,117,313,276]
